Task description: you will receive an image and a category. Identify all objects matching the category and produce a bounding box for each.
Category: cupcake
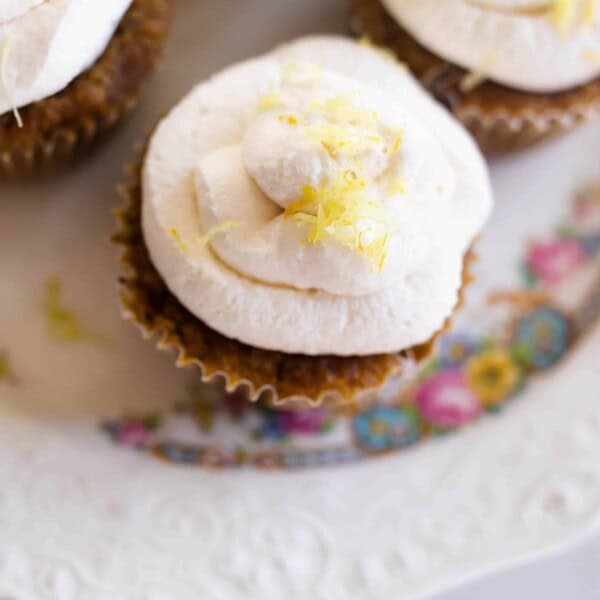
[115,36,492,410]
[349,0,600,154]
[0,0,174,177]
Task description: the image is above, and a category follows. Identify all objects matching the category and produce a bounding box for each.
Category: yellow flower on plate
[466,348,519,407]
[43,277,111,345]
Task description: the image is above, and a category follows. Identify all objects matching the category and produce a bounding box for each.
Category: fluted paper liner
[349,0,600,155]
[113,143,476,411]
[0,0,174,178]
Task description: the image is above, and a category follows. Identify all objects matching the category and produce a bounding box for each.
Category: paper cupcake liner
[114,142,476,411]
[349,0,600,154]
[0,0,174,178]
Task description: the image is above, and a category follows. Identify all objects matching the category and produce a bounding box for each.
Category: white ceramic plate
[1,1,600,598]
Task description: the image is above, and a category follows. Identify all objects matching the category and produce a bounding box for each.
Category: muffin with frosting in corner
[349,0,600,153]
[0,0,174,177]
[115,36,493,410]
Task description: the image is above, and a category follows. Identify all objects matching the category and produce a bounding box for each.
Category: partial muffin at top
[115,36,493,410]
[0,0,174,177]
[350,0,600,153]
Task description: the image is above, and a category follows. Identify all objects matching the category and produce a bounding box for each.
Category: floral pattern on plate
[102,185,600,469]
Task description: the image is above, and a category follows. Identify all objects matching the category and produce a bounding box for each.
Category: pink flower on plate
[526,239,585,286]
[117,421,152,448]
[415,370,481,428]
[278,409,331,435]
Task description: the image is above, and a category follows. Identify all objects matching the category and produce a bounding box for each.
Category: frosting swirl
[1,1,44,21]
[0,0,133,116]
[142,37,492,356]
[382,0,600,92]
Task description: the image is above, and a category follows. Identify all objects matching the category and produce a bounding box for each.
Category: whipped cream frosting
[382,0,600,92]
[0,0,133,116]
[1,0,44,21]
[142,36,492,356]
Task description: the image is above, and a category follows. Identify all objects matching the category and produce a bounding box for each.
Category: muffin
[349,0,600,154]
[115,36,492,410]
[0,0,174,178]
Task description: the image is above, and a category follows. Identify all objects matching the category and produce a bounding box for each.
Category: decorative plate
[1,1,600,598]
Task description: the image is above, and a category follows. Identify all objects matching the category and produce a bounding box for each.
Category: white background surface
[1,1,600,598]
[436,534,600,599]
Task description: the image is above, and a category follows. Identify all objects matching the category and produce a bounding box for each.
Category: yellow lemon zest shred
[305,122,376,158]
[1,33,23,128]
[358,35,401,63]
[278,114,298,125]
[282,62,324,86]
[169,228,189,256]
[550,0,597,30]
[197,220,242,246]
[551,0,577,32]
[460,51,498,93]
[258,89,283,111]
[303,94,392,158]
[389,178,407,195]
[309,93,378,130]
[284,171,394,272]
[387,131,404,155]
[584,0,597,25]
[259,69,407,273]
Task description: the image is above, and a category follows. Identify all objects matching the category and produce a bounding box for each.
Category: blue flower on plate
[157,442,201,464]
[354,406,421,452]
[581,234,600,258]
[514,307,571,370]
[253,409,286,441]
[437,332,479,368]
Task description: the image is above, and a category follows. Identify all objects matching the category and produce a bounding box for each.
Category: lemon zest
[258,70,406,273]
[284,171,394,272]
[278,114,298,125]
[389,178,407,195]
[584,0,597,25]
[460,51,498,93]
[387,131,403,155]
[259,89,283,111]
[308,93,378,130]
[169,228,189,256]
[282,62,324,87]
[303,94,393,158]
[1,33,23,128]
[550,0,597,30]
[358,35,401,64]
[551,0,577,32]
[305,122,381,158]
[197,220,242,246]
[43,278,110,345]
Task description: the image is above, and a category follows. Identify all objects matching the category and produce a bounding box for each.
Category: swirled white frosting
[1,1,44,21]
[381,0,600,92]
[142,36,492,356]
[0,0,133,116]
